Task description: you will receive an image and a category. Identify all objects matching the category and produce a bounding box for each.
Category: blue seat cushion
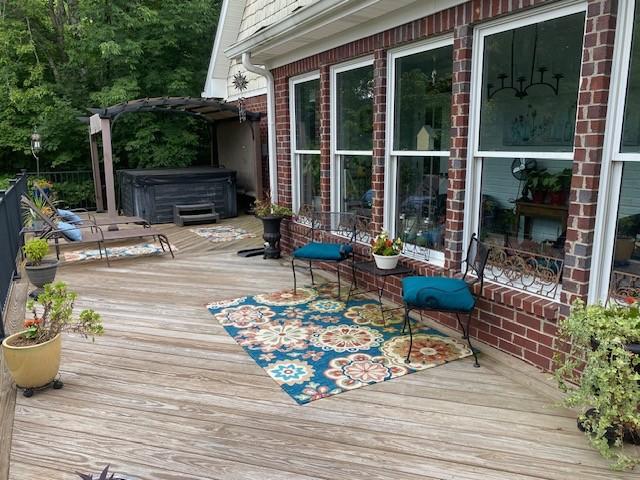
[57,208,83,224]
[57,221,82,242]
[402,276,475,312]
[293,242,353,261]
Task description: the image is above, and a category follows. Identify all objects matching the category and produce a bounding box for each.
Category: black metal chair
[401,233,491,367]
[291,210,357,299]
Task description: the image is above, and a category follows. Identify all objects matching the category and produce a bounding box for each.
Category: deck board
[4,217,639,479]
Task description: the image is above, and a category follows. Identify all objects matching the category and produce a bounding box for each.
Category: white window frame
[463,0,588,254]
[330,57,374,215]
[383,35,454,267]
[289,71,321,214]
[590,0,638,303]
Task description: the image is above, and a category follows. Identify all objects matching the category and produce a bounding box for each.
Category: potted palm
[554,298,640,471]
[254,195,292,259]
[23,237,58,288]
[1,282,103,396]
[371,230,403,269]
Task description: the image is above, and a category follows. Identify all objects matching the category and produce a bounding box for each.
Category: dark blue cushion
[57,221,82,242]
[57,208,82,224]
[402,276,475,312]
[293,242,353,261]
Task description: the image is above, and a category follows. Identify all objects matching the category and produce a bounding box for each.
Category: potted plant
[22,193,54,230]
[554,299,640,471]
[546,174,564,205]
[371,230,403,269]
[1,282,103,396]
[31,177,53,199]
[254,195,293,259]
[23,238,58,289]
[524,169,549,204]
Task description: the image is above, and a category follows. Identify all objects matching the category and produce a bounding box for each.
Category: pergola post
[88,116,105,212]
[100,117,117,217]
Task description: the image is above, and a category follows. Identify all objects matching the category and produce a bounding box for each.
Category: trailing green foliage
[554,299,640,470]
[0,1,221,175]
[254,195,293,218]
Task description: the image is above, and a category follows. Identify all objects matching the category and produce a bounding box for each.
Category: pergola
[86,96,262,216]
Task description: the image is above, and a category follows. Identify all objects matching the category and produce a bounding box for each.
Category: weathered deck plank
[4,218,639,479]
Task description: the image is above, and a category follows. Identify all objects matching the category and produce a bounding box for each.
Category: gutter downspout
[242,52,278,202]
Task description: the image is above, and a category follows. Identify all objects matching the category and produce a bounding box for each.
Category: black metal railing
[28,170,96,210]
[0,172,28,339]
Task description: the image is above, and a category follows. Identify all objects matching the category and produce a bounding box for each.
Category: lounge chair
[22,195,174,266]
[33,185,148,228]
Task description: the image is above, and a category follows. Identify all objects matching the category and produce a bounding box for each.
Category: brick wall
[562,0,617,306]
[273,0,615,372]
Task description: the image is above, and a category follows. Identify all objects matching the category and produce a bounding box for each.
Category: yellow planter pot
[1,332,61,388]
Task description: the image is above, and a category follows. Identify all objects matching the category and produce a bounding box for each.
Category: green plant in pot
[254,195,293,260]
[523,169,549,204]
[554,299,640,470]
[23,238,58,289]
[1,281,103,397]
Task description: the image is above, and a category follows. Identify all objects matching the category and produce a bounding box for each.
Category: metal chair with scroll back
[291,209,357,299]
[401,233,491,367]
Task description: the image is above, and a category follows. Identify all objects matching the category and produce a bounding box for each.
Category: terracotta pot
[614,237,635,263]
[2,332,61,388]
[373,253,400,270]
[532,191,545,204]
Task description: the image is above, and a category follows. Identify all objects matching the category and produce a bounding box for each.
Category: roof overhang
[224,0,465,68]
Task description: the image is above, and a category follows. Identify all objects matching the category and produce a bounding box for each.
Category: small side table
[346,260,413,323]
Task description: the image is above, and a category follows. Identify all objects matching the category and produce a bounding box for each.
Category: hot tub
[118,168,237,224]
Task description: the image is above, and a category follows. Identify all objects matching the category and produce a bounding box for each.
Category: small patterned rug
[63,242,176,263]
[190,226,256,243]
[207,285,473,404]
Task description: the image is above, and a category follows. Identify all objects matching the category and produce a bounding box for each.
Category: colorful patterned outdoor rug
[63,242,175,263]
[190,226,256,243]
[207,285,473,404]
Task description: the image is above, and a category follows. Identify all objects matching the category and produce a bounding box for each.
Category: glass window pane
[621,1,640,152]
[336,65,374,151]
[341,155,372,217]
[610,162,640,299]
[294,79,320,151]
[394,46,453,151]
[300,154,321,210]
[479,157,571,257]
[479,13,585,152]
[396,156,448,252]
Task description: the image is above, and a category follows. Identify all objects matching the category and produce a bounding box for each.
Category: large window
[290,74,321,212]
[592,0,640,302]
[386,39,453,263]
[466,4,585,297]
[331,60,374,219]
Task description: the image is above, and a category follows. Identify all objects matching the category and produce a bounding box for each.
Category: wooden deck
[2,216,638,479]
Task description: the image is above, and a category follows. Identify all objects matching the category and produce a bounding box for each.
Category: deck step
[173,203,219,226]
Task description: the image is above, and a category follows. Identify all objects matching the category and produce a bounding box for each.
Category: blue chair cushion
[57,208,83,224]
[402,276,475,312]
[293,242,353,261]
[57,221,82,242]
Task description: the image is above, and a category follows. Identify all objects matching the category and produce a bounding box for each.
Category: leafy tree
[0,0,221,174]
